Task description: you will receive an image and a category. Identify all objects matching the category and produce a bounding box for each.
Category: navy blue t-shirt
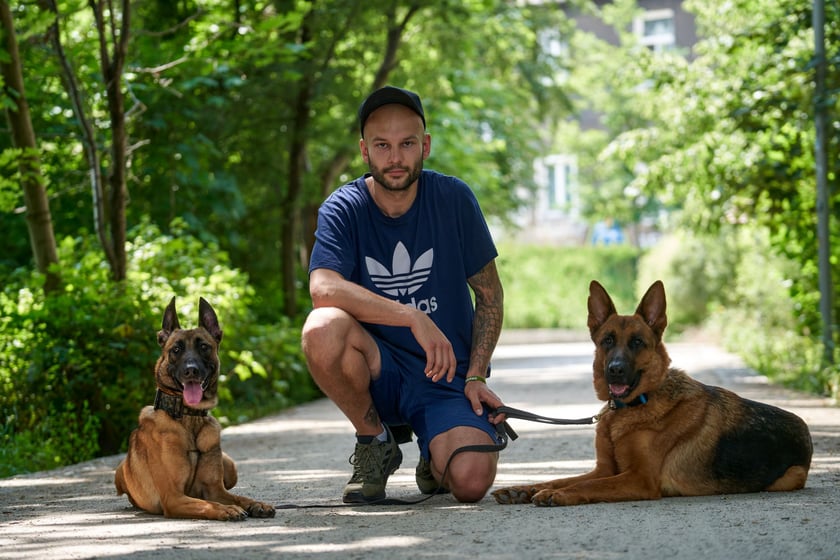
[309,169,498,376]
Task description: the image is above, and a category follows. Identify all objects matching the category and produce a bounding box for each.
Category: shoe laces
[348,441,389,483]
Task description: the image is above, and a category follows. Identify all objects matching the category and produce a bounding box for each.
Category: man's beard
[368,161,423,192]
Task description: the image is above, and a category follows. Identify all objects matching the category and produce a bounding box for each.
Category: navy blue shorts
[369,338,500,460]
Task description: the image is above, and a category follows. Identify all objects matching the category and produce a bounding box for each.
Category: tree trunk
[43,0,114,274]
[91,0,131,282]
[44,0,129,279]
[280,8,316,318]
[0,0,60,292]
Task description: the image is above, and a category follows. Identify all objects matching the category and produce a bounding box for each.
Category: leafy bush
[0,402,100,476]
[636,231,741,330]
[497,244,641,330]
[703,228,838,398]
[638,226,838,399]
[0,253,156,470]
[498,234,837,401]
[0,220,315,476]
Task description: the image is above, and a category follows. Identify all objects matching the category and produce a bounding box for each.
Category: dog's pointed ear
[636,281,668,339]
[198,297,223,344]
[588,281,617,335]
[158,296,180,347]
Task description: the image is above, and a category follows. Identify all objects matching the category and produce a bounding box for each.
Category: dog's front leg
[493,463,616,504]
[146,432,247,521]
[532,431,664,506]
[159,493,248,521]
[196,447,276,518]
[494,426,619,505]
[532,468,662,506]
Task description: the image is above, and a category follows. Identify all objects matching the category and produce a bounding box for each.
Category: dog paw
[492,486,535,504]
[246,501,276,518]
[531,490,560,507]
[219,504,248,521]
[532,490,582,507]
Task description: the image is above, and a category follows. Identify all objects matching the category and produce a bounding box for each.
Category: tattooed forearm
[467,260,504,376]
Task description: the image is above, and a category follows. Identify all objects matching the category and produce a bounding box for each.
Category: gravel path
[1,338,838,559]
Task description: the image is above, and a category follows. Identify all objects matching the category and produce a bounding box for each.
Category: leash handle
[494,405,599,426]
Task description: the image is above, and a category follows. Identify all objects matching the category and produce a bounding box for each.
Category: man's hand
[410,310,457,383]
[465,379,505,424]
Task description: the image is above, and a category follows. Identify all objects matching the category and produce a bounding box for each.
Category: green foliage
[2,0,578,298]
[0,249,155,461]
[0,149,24,214]
[0,401,100,478]
[500,235,837,400]
[219,318,317,425]
[563,0,838,387]
[498,244,640,330]
[638,226,838,399]
[410,3,574,220]
[707,234,838,399]
[614,0,838,345]
[0,221,314,475]
[637,231,742,329]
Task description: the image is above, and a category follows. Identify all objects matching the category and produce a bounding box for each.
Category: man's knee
[302,308,379,385]
[450,476,493,503]
[444,454,497,503]
[301,307,347,359]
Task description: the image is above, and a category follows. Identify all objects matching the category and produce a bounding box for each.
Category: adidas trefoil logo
[366,242,433,297]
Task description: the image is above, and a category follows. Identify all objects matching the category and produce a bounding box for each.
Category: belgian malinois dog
[493,280,813,507]
[115,297,275,520]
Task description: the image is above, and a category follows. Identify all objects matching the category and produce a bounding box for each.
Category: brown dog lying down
[493,280,813,507]
[115,297,275,520]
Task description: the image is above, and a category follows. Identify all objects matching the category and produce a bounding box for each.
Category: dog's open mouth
[182,381,204,406]
[609,383,631,398]
[608,375,641,399]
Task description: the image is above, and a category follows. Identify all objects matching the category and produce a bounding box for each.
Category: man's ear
[359,138,370,164]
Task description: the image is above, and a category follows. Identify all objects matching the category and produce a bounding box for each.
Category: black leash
[274,403,605,510]
[275,421,517,509]
[493,404,603,426]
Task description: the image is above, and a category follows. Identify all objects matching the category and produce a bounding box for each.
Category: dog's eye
[630,337,645,349]
[601,334,615,348]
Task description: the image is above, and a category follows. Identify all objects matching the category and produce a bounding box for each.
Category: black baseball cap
[358,86,426,136]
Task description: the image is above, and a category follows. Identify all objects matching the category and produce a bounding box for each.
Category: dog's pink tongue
[610,384,629,396]
[183,382,203,406]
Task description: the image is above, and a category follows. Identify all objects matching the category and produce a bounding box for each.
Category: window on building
[541,155,577,214]
[537,27,570,84]
[633,9,675,52]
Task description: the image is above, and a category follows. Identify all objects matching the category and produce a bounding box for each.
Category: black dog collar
[154,389,208,419]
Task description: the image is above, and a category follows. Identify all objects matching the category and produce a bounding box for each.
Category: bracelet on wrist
[465,375,486,384]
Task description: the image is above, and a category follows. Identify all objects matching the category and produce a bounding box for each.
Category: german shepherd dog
[115,298,275,520]
[493,280,812,507]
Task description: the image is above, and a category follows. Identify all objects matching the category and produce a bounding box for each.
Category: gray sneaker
[415,456,450,495]
[342,428,403,503]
